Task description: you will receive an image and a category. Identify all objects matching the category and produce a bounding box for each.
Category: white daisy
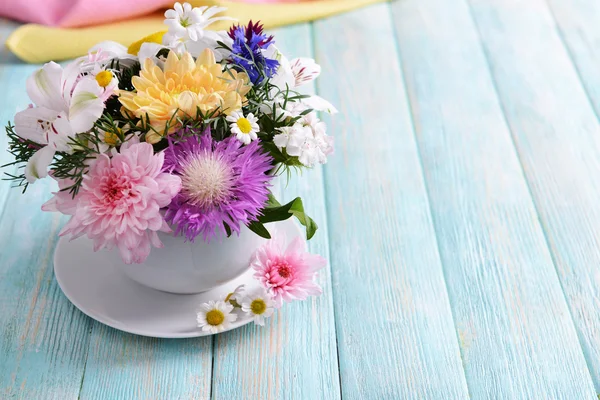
[226,111,260,145]
[164,3,232,43]
[240,289,276,326]
[197,300,237,334]
[225,284,246,307]
[90,67,119,102]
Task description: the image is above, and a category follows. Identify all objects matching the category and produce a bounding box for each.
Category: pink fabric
[0,0,306,28]
[0,0,168,27]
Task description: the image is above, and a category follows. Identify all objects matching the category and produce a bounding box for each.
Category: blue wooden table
[3,0,600,398]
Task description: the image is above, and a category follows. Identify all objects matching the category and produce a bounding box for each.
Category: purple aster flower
[228,20,279,85]
[162,128,274,242]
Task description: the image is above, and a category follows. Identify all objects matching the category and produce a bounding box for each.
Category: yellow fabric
[6,0,385,64]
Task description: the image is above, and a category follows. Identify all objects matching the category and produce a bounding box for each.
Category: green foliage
[1,123,38,192]
[247,193,318,240]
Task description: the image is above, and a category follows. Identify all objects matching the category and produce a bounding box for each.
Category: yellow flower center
[237,118,252,134]
[103,128,122,146]
[95,71,113,88]
[250,299,267,315]
[224,292,241,308]
[206,309,225,326]
[180,17,191,28]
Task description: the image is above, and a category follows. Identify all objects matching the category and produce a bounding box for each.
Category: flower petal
[290,57,321,87]
[69,77,104,133]
[302,95,338,114]
[26,62,66,110]
[14,106,58,144]
[89,41,130,59]
[24,145,56,183]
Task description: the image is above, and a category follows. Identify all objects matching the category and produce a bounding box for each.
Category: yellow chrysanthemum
[119,49,250,144]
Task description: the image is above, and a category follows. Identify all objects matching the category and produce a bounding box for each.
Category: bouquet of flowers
[3,3,336,330]
[4,3,335,259]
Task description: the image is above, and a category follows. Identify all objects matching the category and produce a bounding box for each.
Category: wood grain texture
[390,0,597,398]
[79,325,213,400]
[211,24,342,400]
[0,189,90,400]
[545,0,600,117]
[4,1,600,397]
[314,4,470,399]
[0,22,94,400]
[468,0,600,393]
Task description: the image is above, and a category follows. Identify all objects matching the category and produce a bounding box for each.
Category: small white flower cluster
[197,285,275,334]
[274,112,334,168]
[262,49,337,167]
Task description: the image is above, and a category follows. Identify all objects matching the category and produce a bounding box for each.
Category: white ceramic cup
[112,227,266,294]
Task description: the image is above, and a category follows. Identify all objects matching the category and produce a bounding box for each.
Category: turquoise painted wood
[0,22,93,400]
[211,24,342,400]
[4,1,600,398]
[314,4,470,399]
[466,0,600,393]
[79,325,213,400]
[390,0,596,398]
[545,0,600,117]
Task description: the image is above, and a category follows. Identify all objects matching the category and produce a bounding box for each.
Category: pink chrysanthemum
[251,234,326,307]
[42,140,181,264]
[162,128,273,242]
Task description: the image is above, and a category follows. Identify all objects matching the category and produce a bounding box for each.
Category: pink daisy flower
[251,234,326,307]
[42,140,181,264]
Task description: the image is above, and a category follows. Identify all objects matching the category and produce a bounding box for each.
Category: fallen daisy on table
[197,300,238,334]
[225,284,246,307]
[240,289,276,326]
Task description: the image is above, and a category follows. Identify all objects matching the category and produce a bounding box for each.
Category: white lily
[267,48,338,115]
[14,61,105,183]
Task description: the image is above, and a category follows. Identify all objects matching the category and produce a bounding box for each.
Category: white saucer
[54,220,301,338]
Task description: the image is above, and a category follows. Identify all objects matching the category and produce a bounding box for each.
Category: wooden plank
[546,3,600,390]
[211,24,342,400]
[0,21,94,400]
[467,0,600,393]
[79,325,213,400]
[314,5,470,399]
[0,191,89,400]
[545,0,600,117]
[390,0,597,398]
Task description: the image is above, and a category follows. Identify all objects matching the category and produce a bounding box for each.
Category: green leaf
[258,194,318,240]
[247,221,272,239]
[223,222,232,237]
[260,142,288,164]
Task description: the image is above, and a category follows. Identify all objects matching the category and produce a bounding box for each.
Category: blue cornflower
[228,20,279,85]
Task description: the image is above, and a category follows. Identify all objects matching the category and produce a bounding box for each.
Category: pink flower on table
[251,234,326,307]
[42,140,181,264]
